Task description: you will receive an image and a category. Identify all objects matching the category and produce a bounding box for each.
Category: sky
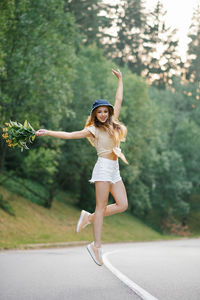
[103,0,200,62]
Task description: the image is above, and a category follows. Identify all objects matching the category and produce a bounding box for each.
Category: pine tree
[104,0,147,76]
[144,1,180,89]
[186,5,200,83]
[65,0,112,46]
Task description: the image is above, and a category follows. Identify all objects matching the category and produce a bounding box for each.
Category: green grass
[187,211,200,236]
[0,185,196,250]
[187,194,200,236]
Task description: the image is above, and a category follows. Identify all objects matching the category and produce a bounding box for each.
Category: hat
[90,99,114,115]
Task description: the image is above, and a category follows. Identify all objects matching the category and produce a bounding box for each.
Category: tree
[143,1,180,89]
[185,4,200,110]
[186,5,200,83]
[104,0,147,76]
[173,118,200,190]
[65,0,112,47]
[145,81,199,223]
[0,0,78,207]
[0,0,76,173]
[23,148,60,208]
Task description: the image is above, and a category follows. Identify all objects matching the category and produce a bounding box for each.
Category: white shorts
[89,157,122,184]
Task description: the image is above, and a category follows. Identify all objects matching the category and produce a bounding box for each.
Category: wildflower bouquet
[2,120,36,152]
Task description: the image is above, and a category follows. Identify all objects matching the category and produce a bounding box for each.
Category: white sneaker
[76,210,91,233]
[87,242,103,266]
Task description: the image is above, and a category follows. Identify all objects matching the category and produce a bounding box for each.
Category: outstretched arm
[112,69,123,120]
[35,128,92,139]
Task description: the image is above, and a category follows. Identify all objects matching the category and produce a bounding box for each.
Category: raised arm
[35,128,92,139]
[112,69,123,120]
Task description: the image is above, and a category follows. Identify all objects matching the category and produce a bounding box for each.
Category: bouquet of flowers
[2,120,36,152]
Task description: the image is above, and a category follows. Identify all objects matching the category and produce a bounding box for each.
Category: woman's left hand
[35,129,48,136]
[112,69,122,79]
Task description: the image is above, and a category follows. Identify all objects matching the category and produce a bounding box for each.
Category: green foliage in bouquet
[2,120,36,152]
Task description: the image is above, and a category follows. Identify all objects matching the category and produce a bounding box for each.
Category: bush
[0,194,15,216]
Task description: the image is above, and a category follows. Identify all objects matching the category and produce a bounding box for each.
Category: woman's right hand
[35,129,48,136]
[112,69,122,79]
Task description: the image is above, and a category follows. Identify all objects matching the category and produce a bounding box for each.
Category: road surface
[0,238,199,300]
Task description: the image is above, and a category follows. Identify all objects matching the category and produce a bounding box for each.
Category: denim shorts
[89,157,122,184]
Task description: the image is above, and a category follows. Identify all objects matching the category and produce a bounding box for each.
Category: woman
[35,69,128,267]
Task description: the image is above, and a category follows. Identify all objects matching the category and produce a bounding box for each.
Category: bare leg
[93,181,110,248]
[89,180,128,223]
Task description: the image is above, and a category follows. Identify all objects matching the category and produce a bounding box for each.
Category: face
[95,106,109,123]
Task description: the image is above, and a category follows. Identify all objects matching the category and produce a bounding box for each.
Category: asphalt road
[104,238,200,300]
[0,244,140,300]
[0,238,199,300]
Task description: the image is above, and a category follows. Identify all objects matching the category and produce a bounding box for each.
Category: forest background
[0,0,200,235]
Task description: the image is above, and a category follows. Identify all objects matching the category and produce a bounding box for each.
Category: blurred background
[0,0,200,246]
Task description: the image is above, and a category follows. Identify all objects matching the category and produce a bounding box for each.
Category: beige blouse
[85,125,128,164]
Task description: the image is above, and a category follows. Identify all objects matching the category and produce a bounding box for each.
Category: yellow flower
[2,133,8,139]
[3,128,8,132]
[5,123,9,126]
[8,140,13,146]
[3,133,8,138]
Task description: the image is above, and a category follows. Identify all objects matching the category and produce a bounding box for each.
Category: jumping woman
[35,69,128,266]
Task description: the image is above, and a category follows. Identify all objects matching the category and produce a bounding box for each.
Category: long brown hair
[85,106,127,145]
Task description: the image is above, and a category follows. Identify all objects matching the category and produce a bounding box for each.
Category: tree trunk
[44,184,56,208]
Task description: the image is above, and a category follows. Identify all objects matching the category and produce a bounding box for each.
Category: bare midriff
[98,152,118,161]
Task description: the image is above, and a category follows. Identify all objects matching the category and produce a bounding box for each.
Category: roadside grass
[186,194,200,236]
[187,211,200,236]
[0,185,196,250]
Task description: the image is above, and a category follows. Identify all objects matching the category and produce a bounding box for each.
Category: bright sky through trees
[148,0,199,61]
[103,0,200,61]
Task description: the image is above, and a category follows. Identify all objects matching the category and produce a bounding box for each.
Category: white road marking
[103,250,159,300]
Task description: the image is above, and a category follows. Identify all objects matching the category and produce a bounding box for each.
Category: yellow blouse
[85,125,128,164]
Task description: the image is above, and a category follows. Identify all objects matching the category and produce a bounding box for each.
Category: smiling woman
[35,69,129,267]
[96,106,109,123]
[84,97,128,164]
